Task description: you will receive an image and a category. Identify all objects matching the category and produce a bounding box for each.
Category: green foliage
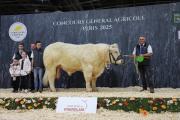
[0,97,180,113]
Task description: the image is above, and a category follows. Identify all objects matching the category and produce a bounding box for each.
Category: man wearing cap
[131,36,154,93]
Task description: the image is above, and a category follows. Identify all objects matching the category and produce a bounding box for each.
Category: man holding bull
[130,36,154,93]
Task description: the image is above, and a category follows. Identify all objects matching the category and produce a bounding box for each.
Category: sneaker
[21,89,25,93]
[12,90,18,93]
[38,89,43,93]
[32,89,38,93]
[140,89,147,92]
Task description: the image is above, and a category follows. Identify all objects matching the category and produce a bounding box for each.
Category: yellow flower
[23,98,26,102]
[20,100,25,105]
[0,99,5,104]
[112,100,117,105]
[34,103,38,107]
[152,107,158,111]
[43,105,47,108]
[139,108,144,113]
[148,100,153,104]
[172,98,177,102]
[28,106,32,110]
[139,109,148,116]
[161,105,166,109]
[5,103,10,106]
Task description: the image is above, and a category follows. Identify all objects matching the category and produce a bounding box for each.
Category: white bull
[43,42,123,92]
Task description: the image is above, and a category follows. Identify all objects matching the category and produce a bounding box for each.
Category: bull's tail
[43,70,49,86]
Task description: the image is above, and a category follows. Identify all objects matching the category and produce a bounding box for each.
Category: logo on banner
[56,97,97,113]
[9,22,27,42]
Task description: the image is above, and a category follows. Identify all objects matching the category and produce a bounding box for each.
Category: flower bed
[0,97,180,113]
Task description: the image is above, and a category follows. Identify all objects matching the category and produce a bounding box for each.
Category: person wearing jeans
[31,41,44,93]
[33,67,43,92]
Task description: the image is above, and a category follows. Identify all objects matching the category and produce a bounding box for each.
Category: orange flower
[123,101,128,106]
[161,105,166,109]
[139,109,148,116]
[142,110,148,116]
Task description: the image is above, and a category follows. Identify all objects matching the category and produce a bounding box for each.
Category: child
[9,58,21,93]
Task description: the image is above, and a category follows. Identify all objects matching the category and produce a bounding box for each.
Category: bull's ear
[109,44,118,51]
[110,43,118,48]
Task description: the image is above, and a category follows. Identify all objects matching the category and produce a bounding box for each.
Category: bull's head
[109,44,124,65]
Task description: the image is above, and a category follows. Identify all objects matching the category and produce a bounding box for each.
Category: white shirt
[132,44,153,55]
[19,58,31,76]
[30,51,34,58]
[9,64,21,77]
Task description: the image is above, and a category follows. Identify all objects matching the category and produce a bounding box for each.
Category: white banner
[178,30,180,39]
[56,97,97,113]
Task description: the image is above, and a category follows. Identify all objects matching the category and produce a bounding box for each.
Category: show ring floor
[1,86,180,98]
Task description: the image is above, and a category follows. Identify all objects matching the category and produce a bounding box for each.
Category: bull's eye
[114,51,118,53]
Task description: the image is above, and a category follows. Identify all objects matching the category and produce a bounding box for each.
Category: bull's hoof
[92,88,98,92]
[50,89,56,92]
[86,88,93,92]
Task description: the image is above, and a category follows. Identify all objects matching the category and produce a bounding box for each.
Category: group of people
[9,36,154,93]
[9,41,44,93]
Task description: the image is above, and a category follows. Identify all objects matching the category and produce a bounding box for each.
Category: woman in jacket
[19,51,31,92]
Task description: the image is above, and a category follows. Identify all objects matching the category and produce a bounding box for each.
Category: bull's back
[43,42,83,69]
[43,42,108,69]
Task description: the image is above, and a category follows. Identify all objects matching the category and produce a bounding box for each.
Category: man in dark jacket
[131,36,154,93]
[31,41,44,92]
[12,42,25,60]
[28,43,36,91]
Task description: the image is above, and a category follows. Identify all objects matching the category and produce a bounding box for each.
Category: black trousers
[20,75,30,90]
[138,65,154,90]
[29,72,34,90]
[11,76,20,91]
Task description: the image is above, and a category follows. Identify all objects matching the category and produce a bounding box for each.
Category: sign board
[56,97,97,113]
[9,22,27,42]
[173,13,180,24]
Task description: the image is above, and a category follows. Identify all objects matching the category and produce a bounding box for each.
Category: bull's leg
[47,67,56,92]
[56,66,61,80]
[91,77,98,92]
[83,65,93,92]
